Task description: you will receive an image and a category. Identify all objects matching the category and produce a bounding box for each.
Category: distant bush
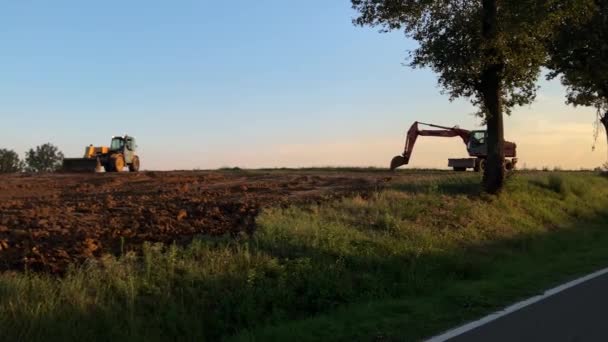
[218,166,242,171]
[25,143,64,172]
[0,148,23,173]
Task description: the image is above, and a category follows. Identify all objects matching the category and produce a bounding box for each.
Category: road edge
[425,266,608,342]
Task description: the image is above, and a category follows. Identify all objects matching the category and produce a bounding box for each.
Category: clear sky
[1,1,606,170]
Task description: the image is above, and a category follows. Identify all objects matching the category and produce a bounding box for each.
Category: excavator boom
[390,122,471,170]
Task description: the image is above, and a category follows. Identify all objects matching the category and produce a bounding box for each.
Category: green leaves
[351,0,592,116]
[0,149,23,173]
[25,143,64,173]
[546,0,608,156]
[547,0,608,111]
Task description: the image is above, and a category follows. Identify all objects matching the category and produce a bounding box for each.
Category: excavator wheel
[129,156,140,172]
[390,155,407,171]
[475,159,486,173]
[109,154,125,172]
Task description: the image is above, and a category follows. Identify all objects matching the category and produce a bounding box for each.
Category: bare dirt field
[0,170,398,273]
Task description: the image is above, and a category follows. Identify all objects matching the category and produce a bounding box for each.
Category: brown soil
[0,170,392,273]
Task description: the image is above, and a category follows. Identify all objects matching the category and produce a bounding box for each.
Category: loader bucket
[62,158,101,173]
[390,155,407,171]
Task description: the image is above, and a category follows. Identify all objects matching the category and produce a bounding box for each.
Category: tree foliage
[351,0,592,193]
[25,143,64,173]
[546,0,608,155]
[352,0,590,115]
[0,148,23,173]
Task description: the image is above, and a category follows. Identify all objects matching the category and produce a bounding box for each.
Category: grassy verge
[1,172,608,341]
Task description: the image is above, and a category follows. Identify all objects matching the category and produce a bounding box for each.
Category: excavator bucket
[390,155,407,171]
[62,158,102,173]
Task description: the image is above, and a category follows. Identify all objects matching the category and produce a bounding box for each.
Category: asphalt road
[445,272,608,342]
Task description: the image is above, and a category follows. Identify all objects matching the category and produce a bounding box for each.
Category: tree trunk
[602,111,608,161]
[481,0,505,194]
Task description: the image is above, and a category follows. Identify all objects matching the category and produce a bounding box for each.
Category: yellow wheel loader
[62,135,140,173]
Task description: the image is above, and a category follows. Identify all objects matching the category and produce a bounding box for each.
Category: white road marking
[425,266,608,342]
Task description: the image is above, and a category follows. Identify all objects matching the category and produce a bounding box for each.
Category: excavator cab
[467,130,488,156]
[469,131,486,146]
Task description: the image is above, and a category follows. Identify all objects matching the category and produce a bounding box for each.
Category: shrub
[0,148,23,173]
[25,143,64,172]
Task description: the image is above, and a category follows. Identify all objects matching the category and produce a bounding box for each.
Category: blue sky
[1,1,605,170]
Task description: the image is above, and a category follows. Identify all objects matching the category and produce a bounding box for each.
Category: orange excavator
[390,122,517,172]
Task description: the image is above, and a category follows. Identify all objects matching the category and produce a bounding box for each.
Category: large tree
[352,0,591,193]
[25,143,64,173]
[547,0,608,161]
[0,148,23,173]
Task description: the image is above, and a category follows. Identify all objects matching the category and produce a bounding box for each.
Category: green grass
[2,172,608,341]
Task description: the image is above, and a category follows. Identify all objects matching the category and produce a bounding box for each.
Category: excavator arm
[390,122,471,170]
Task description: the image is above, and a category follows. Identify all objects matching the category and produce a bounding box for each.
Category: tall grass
[1,173,608,341]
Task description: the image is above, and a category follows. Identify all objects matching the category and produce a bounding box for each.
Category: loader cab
[110,136,137,152]
[110,136,137,163]
[110,137,125,151]
[467,130,487,155]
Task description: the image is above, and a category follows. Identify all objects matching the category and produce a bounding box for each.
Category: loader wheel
[111,155,125,172]
[129,156,140,172]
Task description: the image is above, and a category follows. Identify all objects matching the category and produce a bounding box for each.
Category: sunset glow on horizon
[2,1,606,171]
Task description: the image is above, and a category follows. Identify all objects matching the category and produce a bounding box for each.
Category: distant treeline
[0,143,64,173]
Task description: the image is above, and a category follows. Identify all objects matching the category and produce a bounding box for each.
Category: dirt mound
[0,171,389,273]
